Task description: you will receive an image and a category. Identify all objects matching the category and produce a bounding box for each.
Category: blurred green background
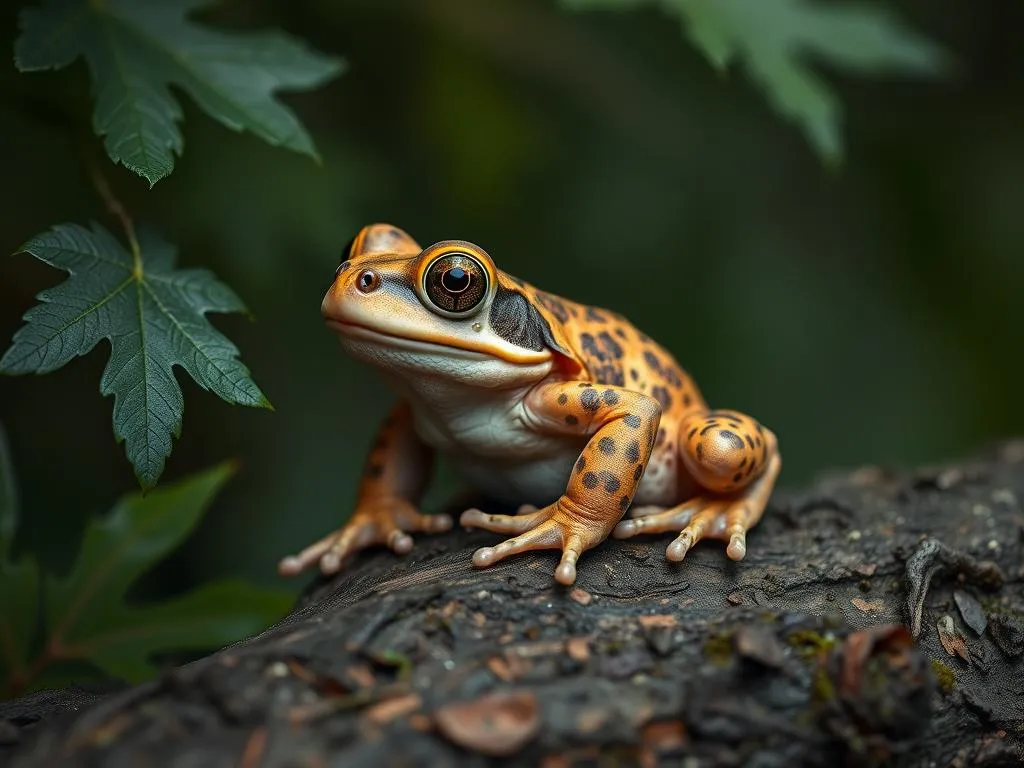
[0,0,1021,597]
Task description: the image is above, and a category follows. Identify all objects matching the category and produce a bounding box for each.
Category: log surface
[2,443,1024,767]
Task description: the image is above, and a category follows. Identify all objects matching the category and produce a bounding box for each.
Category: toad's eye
[423,253,488,315]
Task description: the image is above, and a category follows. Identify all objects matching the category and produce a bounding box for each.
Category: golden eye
[424,254,487,315]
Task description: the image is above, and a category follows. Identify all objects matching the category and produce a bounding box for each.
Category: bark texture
[2,442,1024,767]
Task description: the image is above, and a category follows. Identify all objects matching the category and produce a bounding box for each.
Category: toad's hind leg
[614,409,780,562]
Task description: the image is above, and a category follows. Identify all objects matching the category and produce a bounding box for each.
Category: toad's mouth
[327,319,524,362]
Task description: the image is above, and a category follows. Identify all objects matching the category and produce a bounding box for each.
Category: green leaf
[560,0,950,163]
[0,222,271,489]
[14,0,344,185]
[0,424,41,692]
[43,463,291,682]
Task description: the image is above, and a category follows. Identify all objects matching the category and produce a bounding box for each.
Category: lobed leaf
[0,222,271,488]
[561,0,950,163]
[14,0,345,184]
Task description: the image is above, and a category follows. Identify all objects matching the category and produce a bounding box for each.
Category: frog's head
[322,224,580,387]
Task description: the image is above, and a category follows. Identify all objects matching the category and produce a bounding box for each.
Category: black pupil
[441,266,470,293]
[360,272,373,288]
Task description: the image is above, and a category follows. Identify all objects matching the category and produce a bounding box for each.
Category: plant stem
[86,159,143,278]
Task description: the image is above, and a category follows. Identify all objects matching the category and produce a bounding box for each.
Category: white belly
[450,451,579,507]
[399,376,678,510]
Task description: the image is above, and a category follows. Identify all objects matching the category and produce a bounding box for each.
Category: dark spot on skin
[598,437,616,455]
[733,472,743,482]
[619,495,631,512]
[601,472,621,493]
[624,414,641,429]
[565,415,578,426]
[536,291,570,323]
[719,430,745,451]
[738,457,747,468]
[700,424,715,437]
[697,443,704,461]
[579,331,625,386]
[489,286,571,355]
[746,435,756,450]
[576,456,586,473]
[688,427,698,440]
[683,394,692,407]
[643,350,661,371]
[625,440,641,463]
[651,386,672,409]
[756,436,763,447]
[579,382,593,388]
[656,428,667,447]
[602,389,620,406]
[558,393,568,405]
[580,389,600,412]
[597,331,623,359]
[630,369,639,381]
[582,471,600,489]
[366,463,384,478]
[757,423,765,434]
[616,328,627,340]
[586,307,608,323]
[633,465,644,482]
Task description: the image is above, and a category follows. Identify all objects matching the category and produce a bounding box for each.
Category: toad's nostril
[356,269,380,293]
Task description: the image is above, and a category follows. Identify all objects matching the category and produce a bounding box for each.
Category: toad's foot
[613,452,781,562]
[461,498,615,586]
[278,496,453,576]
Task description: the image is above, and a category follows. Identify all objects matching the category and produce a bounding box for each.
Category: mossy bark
[2,443,1023,767]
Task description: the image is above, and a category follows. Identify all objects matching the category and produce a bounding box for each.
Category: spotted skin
[279,223,781,586]
[461,382,661,583]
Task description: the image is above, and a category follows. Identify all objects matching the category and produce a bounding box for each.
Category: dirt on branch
[2,443,1024,767]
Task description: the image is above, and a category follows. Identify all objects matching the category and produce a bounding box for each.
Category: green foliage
[561,0,949,163]
[0,223,271,489]
[0,457,292,697]
[14,0,344,185]
[0,425,41,692]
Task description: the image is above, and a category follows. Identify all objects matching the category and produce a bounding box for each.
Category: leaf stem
[87,160,143,279]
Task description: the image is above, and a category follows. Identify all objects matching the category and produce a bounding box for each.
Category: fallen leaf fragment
[434,690,540,756]
[838,624,916,697]
[566,637,590,662]
[953,590,987,635]
[936,615,970,661]
[365,694,422,725]
[487,656,513,682]
[851,597,885,613]
[638,614,678,629]
[641,720,687,752]
[570,587,593,605]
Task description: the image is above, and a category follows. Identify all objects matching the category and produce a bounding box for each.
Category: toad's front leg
[278,401,451,576]
[460,382,662,585]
